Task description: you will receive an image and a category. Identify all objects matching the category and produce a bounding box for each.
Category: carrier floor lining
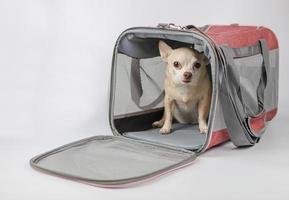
[124,123,206,150]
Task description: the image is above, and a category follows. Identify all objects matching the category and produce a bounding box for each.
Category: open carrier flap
[30,136,196,187]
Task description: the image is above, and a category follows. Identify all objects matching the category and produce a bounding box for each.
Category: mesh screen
[113,54,165,117]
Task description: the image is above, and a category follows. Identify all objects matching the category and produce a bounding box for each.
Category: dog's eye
[193,61,201,69]
[173,61,181,68]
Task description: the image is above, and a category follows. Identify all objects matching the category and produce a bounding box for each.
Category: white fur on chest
[167,85,199,123]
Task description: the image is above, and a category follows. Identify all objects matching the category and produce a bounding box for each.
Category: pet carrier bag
[30,23,279,188]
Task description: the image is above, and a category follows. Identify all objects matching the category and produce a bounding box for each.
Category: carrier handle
[219,39,270,146]
[130,58,165,110]
[246,39,270,136]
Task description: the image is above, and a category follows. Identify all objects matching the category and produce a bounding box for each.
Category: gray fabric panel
[211,95,227,131]
[31,136,195,184]
[231,43,261,58]
[124,123,206,150]
[234,53,263,116]
[264,49,279,111]
[118,33,206,59]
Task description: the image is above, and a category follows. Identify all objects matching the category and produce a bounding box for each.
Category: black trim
[114,109,164,133]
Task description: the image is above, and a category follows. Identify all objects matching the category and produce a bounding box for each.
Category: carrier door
[219,39,270,147]
[30,136,196,187]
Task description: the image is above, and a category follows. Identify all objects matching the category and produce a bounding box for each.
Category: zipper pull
[157,23,186,30]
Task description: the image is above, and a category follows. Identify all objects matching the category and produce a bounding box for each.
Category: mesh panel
[113,54,165,116]
[234,54,263,116]
[139,57,165,106]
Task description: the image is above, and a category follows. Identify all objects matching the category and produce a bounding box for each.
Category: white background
[0,0,289,199]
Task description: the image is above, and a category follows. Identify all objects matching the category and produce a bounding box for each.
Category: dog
[152,41,212,134]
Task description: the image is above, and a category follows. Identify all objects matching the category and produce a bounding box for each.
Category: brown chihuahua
[153,41,212,134]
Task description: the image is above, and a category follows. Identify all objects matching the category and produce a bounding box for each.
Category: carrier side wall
[206,25,279,149]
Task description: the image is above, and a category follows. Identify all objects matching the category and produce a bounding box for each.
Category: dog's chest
[170,86,199,123]
[174,99,197,123]
[171,86,198,104]
[174,94,197,116]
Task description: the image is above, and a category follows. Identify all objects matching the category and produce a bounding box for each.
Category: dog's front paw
[199,124,208,134]
[159,126,171,135]
[152,120,164,128]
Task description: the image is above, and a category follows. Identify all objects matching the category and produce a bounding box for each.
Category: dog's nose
[183,72,192,79]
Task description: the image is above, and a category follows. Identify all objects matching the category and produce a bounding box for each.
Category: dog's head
[159,40,209,86]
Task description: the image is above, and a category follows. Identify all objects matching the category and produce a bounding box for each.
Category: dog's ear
[159,41,172,61]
